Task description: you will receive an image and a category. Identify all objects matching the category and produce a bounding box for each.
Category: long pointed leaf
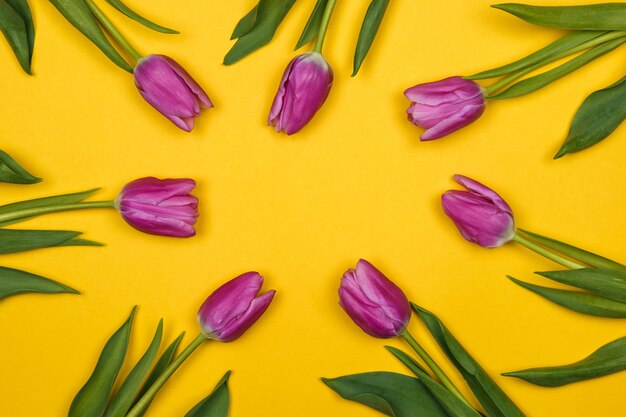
[537,269,626,304]
[0,229,99,254]
[5,0,34,63]
[352,0,390,76]
[184,371,231,417]
[0,266,78,300]
[295,0,327,50]
[0,0,31,73]
[0,150,40,184]
[104,0,178,34]
[230,5,258,40]
[68,306,136,417]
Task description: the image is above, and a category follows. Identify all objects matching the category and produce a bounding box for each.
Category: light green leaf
[0,229,100,254]
[230,4,258,40]
[0,0,31,73]
[537,269,626,304]
[184,371,231,417]
[0,150,40,184]
[0,266,78,300]
[503,336,626,387]
[508,276,626,318]
[104,0,177,34]
[49,0,133,72]
[295,0,327,50]
[352,0,390,76]
[68,306,136,417]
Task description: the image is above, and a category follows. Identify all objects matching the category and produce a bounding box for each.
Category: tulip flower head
[404,76,485,141]
[339,259,411,339]
[115,177,199,238]
[268,52,334,135]
[197,272,276,342]
[134,54,212,132]
[442,175,515,248]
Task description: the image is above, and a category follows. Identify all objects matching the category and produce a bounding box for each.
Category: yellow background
[1,0,625,416]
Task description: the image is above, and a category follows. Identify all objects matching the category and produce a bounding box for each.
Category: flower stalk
[0,200,115,225]
[512,232,588,270]
[313,0,338,53]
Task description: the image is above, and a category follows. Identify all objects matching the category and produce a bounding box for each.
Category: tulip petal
[217,290,276,342]
[453,174,512,214]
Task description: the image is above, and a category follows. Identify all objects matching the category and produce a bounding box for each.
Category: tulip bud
[339,259,411,339]
[404,76,485,141]
[268,52,333,135]
[134,55,212,132]
[115,177,199,237]
[197,272,276,342]
[442,175,515,248]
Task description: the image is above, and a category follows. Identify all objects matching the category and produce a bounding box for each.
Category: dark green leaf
[57,237,104,247]
[0,187,99,227]
[323,371,449,417]
[295,0,327,50]
[537,269,626,304]
[386,347,482,417]
[104,0,178,34]
[555,75,626,158]
[224,0,296,65]
[491,37,626,99]
[0,0,31,73]
[49,0,133,72]
[184,371,231,417]
[0,150,40,184]
[468,31,607,80]
[231,4,258,40]
[68,306,136,417]
[352,0,390,76]
[5,0,34,64]
[103,320,163,417]
[0,229,100,254]
[508,276,626,318]
[503,336,626,387]
[517,229,626,271]
[493,3,626,31]
[412,303,525,417]
[0,266,78,300]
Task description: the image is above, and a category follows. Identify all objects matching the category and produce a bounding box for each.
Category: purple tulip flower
[268,52,333,135]
[115,177,199,238]
[134,54,212,132]
[197,272,276,342]
[339,259,411,339]
[442,175,515,248]
[404,76,485,141]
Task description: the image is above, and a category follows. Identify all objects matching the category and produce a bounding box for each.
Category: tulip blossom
[268,52,334,135]
[404,76,485,141]
[115,177,199,238]
[197,271,276,342]
[339,259,411,338]
[134,55,212,132]
[442,175,515,248]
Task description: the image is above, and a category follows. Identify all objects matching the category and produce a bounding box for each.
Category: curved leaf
[537,269,626,304]
[5,0,34,64]
[0,266,78,300]
[0,229,100,254]
[0,150,40,184]
[295,0,327,50]
[0,0,31,73]
[184,371,231,417]
[231,5,258,40]
[352,0,390,76]
[104,0,177,34]
[503,336,626,387]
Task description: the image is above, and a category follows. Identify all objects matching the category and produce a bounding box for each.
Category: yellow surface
[0,0,625,416]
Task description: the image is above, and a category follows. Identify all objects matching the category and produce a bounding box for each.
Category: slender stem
[401,331,473,409]
[0,201,115,224]
[126,333,208,417]
[313,0,338,53]
[513,233,587,269]
[484,30,626,96]
[84,0,142,62]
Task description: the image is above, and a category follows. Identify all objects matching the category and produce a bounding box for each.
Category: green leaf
[508,276,626,318]
[491,37,626,99]
[0,266,78,300]
[493,3,626,31]
[468,31,607,80]
[0,150,40,184]
[517,229,626,271]
[0,229,100,254]
[412,303,525,417]
[49,0,133,73]
[103,320,163,417]
[184,371,231,417]
[224,0,296,65]
[230,4,258,40]
[5,0,34,64]
[503,336,626,387]
[104,0,178,34]
[295,0,327,50]
[323,371,450,417]
[386,347,482,417]
[537,269,626,304]
[0,0,31,73]
[0,187,100,227]
[555,75,626,158]
[352,0,390,76]
[68,306,136,417]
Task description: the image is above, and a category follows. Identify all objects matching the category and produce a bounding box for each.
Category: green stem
[401,331,473,409]
[0,201,115,224]
[126,333,207,417]
[484,30,626,97]
[84,0,142,63]
[313,0,338,53]
[513,233,587,270]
